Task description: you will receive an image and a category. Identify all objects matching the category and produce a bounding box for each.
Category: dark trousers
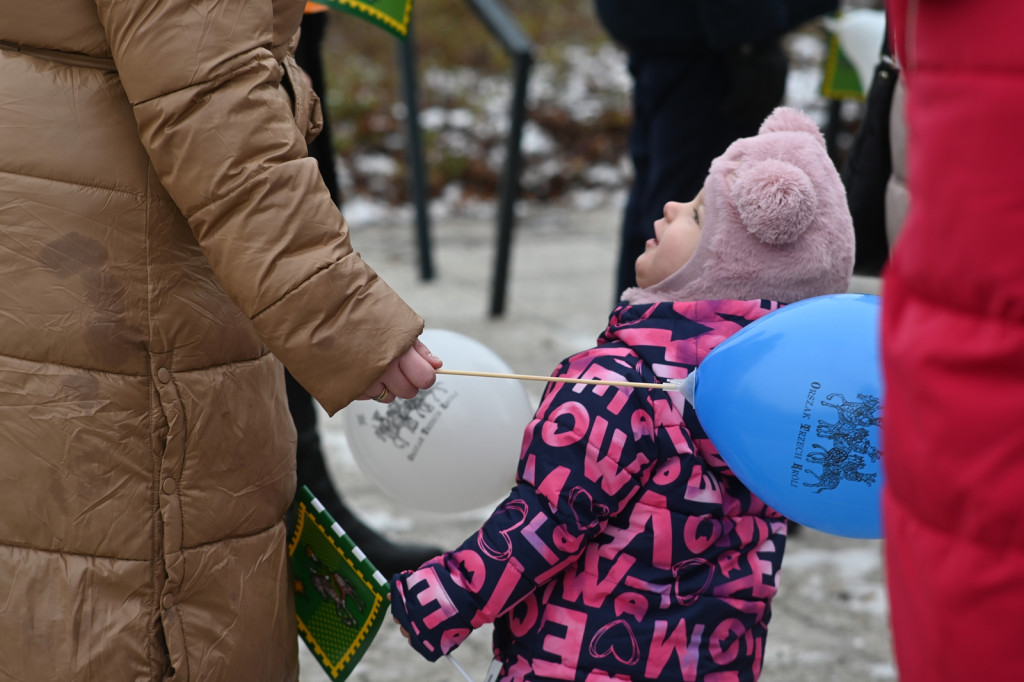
[289,10,339,485]
[615,52,762,296]
[294,10,341,206]
[288,12,342,509]
[285,368,337,508]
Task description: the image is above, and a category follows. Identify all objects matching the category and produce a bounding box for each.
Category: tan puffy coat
[0,1,422,679]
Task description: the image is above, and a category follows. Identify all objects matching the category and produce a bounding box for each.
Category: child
[390,107,855,681]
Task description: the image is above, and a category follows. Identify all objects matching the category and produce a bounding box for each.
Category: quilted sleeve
[391,353,664,661]
[94,0,421,413]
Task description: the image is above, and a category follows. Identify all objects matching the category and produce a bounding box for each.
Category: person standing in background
[290,3,443,577]
[594,0,839,297]
[882,2,1024,680]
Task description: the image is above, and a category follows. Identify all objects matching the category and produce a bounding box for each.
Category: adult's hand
[360,339,442,403]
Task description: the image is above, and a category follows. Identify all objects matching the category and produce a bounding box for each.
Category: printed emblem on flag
[289,486,392,681]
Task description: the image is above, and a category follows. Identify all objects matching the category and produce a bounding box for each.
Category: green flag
[820,32,865,100]
[289,486,391,681]
[311,0,414,39]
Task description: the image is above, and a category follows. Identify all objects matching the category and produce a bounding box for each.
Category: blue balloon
[683,294,883,538]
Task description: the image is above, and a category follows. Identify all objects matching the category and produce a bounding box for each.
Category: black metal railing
[396,0,534,316]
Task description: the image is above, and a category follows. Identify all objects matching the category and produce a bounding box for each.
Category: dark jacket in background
[595,0,838,53]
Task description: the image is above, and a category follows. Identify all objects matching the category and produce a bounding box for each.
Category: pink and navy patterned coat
[391,299,789,681]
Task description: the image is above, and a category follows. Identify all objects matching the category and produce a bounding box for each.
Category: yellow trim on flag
[317,0,413,38]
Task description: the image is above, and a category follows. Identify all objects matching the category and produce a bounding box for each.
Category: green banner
[312,0,414,39]
[289,486,391,681]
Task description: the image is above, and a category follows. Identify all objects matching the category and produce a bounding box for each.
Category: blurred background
[315,0,882,223]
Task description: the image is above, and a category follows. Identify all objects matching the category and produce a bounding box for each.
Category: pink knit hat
[622,107,855,305]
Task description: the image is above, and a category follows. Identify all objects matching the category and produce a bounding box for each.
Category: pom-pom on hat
[622,107,855,305]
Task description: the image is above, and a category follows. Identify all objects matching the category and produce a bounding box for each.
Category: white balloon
[341,329,535,513]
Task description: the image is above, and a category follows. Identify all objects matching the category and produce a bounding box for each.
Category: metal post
[489,52,532,316]
[396,16,434,281]
[463,0,534,317]
[396,0,533,306]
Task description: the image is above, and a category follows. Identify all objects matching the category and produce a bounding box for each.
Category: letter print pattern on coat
[392,299,787,681]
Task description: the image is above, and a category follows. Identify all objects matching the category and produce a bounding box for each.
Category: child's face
[635,190,705,288]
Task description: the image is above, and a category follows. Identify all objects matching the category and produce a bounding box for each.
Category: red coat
[883,2,1024,680]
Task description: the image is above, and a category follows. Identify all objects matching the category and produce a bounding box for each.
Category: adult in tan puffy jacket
[0,1,439,680]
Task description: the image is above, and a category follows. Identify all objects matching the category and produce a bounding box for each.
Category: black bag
[841,33,900,277]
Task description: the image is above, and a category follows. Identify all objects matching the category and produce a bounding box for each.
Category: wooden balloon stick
[436,368,681,391]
